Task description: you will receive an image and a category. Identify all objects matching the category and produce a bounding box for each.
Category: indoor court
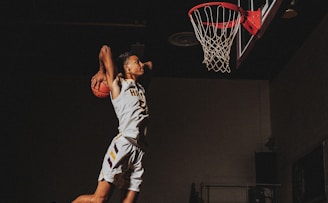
[1,0,327,202]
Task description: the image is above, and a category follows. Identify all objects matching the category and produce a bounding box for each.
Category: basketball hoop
[188,2,261,73]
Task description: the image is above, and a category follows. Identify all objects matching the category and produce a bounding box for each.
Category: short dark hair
[117,51,137,73]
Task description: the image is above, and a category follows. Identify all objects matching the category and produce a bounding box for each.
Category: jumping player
[72,45,153,203]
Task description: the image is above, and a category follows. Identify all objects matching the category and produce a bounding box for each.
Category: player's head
[117,52,145,78]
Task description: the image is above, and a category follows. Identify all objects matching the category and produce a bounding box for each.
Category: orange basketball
[91,81,110,98]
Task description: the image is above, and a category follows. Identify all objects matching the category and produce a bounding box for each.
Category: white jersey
[111,78,149,147]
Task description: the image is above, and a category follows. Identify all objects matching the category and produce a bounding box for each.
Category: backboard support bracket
[242,9,262,35]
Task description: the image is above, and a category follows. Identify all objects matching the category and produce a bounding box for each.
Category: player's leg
[72,180,113,203]
[121,190,139,203]
[119,147,144,203]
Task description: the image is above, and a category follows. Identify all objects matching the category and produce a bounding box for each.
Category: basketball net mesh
[189,4,242,73]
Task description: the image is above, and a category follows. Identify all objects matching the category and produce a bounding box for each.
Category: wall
[1,73,271,202]
[144,78,271,203]
[270,13,328,203]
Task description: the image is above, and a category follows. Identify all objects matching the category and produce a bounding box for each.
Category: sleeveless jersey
[111,79,149,147]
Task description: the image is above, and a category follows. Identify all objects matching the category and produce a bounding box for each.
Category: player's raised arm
[98,45,117,89]
[91,45,117,92]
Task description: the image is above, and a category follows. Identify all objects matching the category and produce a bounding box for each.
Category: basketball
[91,80,110,98]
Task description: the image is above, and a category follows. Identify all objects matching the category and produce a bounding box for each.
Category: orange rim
[188,2,245,28]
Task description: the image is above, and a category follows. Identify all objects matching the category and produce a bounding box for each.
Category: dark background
[1,1,328,203]
[1,0,326,80]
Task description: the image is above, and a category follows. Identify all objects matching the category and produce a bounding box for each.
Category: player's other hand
[144,61,153,70]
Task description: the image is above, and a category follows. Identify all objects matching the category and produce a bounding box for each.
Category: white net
[189,3,242,73]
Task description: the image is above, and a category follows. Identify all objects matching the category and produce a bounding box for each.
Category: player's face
[125,55,145,76]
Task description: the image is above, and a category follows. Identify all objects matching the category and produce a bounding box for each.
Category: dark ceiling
[1,0,326,80]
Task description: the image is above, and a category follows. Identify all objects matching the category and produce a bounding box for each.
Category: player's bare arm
[99,45,122,99]
[91,45,121,99]
[91,45,111,90]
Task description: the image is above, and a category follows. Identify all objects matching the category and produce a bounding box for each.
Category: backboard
[188,0,285,73]
[236,0,284,68]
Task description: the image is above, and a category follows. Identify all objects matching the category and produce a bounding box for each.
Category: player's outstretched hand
[144,61,153,70]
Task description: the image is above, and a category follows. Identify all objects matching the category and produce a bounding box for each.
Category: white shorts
[98,134,145,192]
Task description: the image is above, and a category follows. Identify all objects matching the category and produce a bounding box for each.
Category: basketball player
[72,45,153,203]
